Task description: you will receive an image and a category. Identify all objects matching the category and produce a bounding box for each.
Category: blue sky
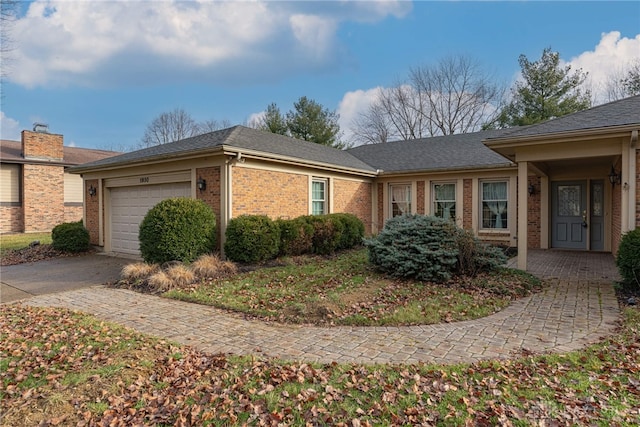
[1,1,639,151]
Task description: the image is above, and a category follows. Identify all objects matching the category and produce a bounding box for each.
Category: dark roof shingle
[347,129,514,173]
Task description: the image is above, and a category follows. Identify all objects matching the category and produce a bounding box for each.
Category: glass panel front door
[551,181,587,250]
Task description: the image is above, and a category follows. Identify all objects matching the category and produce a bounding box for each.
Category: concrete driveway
[1,254,133,304]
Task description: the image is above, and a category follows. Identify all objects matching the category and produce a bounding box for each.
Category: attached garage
[109,182,191,255]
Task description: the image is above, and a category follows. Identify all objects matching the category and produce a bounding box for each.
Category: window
[64,172,83,204]
[0,163,21,206]
[312,179,327,215]
[481,181,508,229]
[390,184,411,217]
[432,183,456,220]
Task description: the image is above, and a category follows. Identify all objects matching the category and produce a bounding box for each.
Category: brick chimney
[21,125,64,161]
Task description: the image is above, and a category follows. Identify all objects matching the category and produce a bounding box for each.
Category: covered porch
[508,249,620,282]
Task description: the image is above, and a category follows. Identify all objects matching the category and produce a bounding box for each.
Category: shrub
[616,227,640,289]
[365,215,459,283]
[224,215,280,263]
[305,215,343,255]
[331,213,365,249]
[139,198,216,264]
[51,221,90,253]
[455,228,507,276]
[277,218,314,256]
[165,264,195,288]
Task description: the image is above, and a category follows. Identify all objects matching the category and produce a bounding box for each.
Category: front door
[552,181,587,249]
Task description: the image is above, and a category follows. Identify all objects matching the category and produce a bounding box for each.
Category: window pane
[312,180,327,215]
[481,181,508,229]
[390,184,411,217]
[312,181,325,200]
[312,201,325,215]
[433,183,455,220]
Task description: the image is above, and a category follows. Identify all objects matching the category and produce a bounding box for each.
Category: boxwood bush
[139,198,216,264]
[616,227,640,289]
[305,215,343,255]
[51,221,90,253]
[277,217,314,256]
[331,213,365,250]
[224,215,280,263]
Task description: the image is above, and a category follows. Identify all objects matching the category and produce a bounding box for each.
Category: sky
[1,0,639,151]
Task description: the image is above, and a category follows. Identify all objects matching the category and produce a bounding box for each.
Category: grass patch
[0,232,52,253]
[165,248,542,326]
[1,304,638,426]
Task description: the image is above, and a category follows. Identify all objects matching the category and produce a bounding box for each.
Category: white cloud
[0,112,21,140]
[566,31,640,103]
[8,0,410,88]
[337,87,383,144]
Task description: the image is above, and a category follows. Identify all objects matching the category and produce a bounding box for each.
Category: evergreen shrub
[365,215,459,283]
[616,227,640,289]
[305,215,343,255]
[139,198,216,264]
[51,221,90,253]
[277,217,314,256]
[331,213,365,249]
[455,228,508,276]
[224,215,280,263]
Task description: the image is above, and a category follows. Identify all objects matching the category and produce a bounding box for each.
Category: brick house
[0,128,120,233]
[70,96,640,271]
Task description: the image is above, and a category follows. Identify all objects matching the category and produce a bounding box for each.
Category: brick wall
[416,181,425,215]
[196,167,222,249]
[333,179,373,234]
[232,167,308,219]
[84,179,100,245]
[463,179,472,229]
[21,130,63,160]
[0,206,23,232]
[22,164,64,232]
[527,176,541,248]
[64,205,83,223]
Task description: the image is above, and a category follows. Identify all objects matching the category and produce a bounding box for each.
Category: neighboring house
[70,96,640,271]
[0,127,120,233]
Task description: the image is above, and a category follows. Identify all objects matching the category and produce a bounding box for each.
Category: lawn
[1,304,638,426]
[162,249,542,326]
[0,232,51,254]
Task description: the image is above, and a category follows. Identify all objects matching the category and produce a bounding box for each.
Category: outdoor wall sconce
[88,185,96,197]
[608,165,621,186]
[528,184,536,196]
[197,177,207,192]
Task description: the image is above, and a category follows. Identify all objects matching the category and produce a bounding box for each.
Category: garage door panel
[110,183,191,255]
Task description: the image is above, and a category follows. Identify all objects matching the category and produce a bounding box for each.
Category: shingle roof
[346,129,515,174]
[71,126,377,173]
[0,140,120,165]
[487,95,640,140]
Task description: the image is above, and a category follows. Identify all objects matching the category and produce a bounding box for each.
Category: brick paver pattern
[23,250,621,365]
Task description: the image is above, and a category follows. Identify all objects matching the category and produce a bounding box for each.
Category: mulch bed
[0,244,94,266]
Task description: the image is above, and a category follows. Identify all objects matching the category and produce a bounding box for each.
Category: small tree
[286,96,343,148]
[258,103,288,135]
[494,48,591,128]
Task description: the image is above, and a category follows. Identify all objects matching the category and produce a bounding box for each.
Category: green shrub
[365,215,458,283]
[139,198,216,264]
[51,221,90,253]
[455,228,507,276]
[304,215,343,255]
[616,227,640,289]
[224,215,280,263]
[331,213,365,249]
[277,218,313,256]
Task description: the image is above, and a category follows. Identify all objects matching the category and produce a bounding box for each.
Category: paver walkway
[22,250,621,365]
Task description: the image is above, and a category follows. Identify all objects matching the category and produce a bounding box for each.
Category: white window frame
[480,180,508,230]
[432,182,456,221]
[311,178,328,215]
[389,183,412,218]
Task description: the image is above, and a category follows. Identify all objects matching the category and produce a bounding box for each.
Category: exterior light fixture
[608,165,621,186]
[528,184,536,196]
[88,185,97,197]
[197,177,207,192]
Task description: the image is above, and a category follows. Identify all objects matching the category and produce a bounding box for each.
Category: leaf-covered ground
[2,304,638,426]
[159,249,542,326]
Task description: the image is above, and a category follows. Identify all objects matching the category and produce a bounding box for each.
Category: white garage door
[110,182,191,255]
